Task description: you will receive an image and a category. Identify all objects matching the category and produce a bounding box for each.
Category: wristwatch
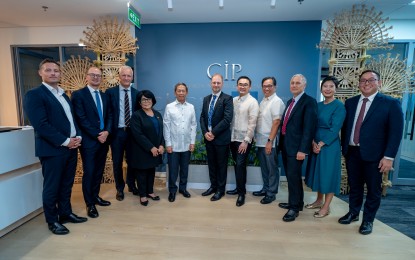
[267,138,272,142]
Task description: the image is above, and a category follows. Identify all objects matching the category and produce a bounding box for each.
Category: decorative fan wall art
[60,55,93,92]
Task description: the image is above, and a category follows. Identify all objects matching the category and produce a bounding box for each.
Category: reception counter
[0,127,43,237]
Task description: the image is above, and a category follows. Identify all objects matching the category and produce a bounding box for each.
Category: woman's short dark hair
[321,76,340,89]
[136,90,157,110]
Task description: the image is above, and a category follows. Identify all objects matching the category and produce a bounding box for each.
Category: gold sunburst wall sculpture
[60,55,93,92]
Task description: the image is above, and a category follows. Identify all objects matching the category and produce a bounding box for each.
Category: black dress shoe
[210,191,224,201]
[168,193,176,202]
[116,190,124,201]
[202,187,216,196]
[140,197,149,206]
[283,210,299,222]
[278,202,290,209]
[260,196,276,204]
[253,190,267,197]
[226,188,238,195]
[48,222,69,235]
[236,195,245,207]
[87,205,99,218]
[59,213,88,224]
[179,190,191,198]
[147,194,160,201]
[95,197,111,206]
[359,221,373,235]
[338,212,359,224]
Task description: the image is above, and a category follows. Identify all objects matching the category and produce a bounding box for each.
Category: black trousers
[230,141,252,195]
[205,142,229,193]
[135,167,156,198]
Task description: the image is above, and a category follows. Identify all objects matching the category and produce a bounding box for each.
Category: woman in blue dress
[305,76,346,218]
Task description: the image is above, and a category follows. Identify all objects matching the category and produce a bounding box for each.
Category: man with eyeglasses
[253,77,285,205]
[226,76,259,207]
[339,69,404,235]
[72,66,113,219]
[106,66,138,201]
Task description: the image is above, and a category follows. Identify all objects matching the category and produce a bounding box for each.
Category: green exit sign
[128,5,141,29]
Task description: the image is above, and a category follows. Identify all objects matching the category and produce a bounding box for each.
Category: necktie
[124,89,130,127]
[353,98,369,145]
[208,95,217,130]
[94,90,104,130]
[281,99,295,135]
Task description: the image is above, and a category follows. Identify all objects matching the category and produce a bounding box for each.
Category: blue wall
[135,21,322,118]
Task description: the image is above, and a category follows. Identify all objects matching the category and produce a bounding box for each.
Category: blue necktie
[208,95,217,130]
[94,90,104,130]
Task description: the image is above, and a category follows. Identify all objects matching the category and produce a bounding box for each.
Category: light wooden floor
[0,183,414,260]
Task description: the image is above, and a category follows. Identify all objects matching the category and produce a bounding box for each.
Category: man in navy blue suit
[106,66,138,201]
[72,66,113,219]
[339,70,404,235]
[24,59,87,235]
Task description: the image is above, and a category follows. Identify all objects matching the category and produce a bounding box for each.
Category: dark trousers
[80,143,109,206]
[346,146,383,222]
[230,141,252,195]
[167,151,191,193]
[110,127,136,192]
[281,144,304,212]
[39,149,77,223]
[205,142,229,193]
[135,168,156,197]
[257,147,280,196]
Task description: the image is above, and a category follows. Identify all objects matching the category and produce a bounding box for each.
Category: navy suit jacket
[341,93,404,162]
[24,84,81,157]
[106,85,138,133]
[200,92,234,146]
[71,86,112,148]
[279,93,317,156]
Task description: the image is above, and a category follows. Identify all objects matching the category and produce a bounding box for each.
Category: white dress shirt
[231,93,259,143]
[163,99,197,152]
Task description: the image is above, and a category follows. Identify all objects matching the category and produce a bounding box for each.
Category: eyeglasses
[359,78,378,84]
[87,73,102,78]
[262,84,274,89]
[141,98,152,103]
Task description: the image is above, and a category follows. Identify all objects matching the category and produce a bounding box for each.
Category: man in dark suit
[72,66,113,218]
[24,59,87,235]
[200,73,234,201]
[106,65,138,201]
[278,74,317,222]
[339,70,404,235]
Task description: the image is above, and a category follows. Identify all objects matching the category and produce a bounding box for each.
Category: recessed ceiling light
[410,0,415,5]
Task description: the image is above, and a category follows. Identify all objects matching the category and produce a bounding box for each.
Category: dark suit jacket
[24,84,81,157]
[130,109,164,169]
[106,85,138,133]
[71,86,112,148]
[279,93,317,156]
[200,92,234,145]
[341,93,403,162]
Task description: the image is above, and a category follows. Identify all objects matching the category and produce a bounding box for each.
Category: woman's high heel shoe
[314,209,330,218]
[305,202,323,209]
[147,194,160,201]
[140,198,149,206]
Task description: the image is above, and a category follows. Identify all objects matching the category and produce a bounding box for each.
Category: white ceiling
[0,0,414,28]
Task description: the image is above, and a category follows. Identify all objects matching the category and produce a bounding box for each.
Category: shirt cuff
[384,156,394,161]
[62,138,70,147]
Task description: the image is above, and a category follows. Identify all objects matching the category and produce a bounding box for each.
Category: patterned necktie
[281,99,295,135]
[353,98,369,145]
[208,95,217,130]
[94,90,104,130]
[124,89,130,127]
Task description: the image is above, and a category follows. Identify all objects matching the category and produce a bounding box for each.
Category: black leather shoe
[202,187,216,196]
[87,205,99,218]
[253,190,267,197]
[226,189,238,195]
[210,191,224,201]
[95,197,111,206]
[179,190,191,198]
[147,194,160,201]
[129,187,139,196]
[236,195,245,207]
[59,213,88,224]
[140,197,149,206]
[278,202,290,209]
[282,210,299,222]
[48,222,69,235]
[116,190,124,201]
[338,212,359,224]
[260,196,276,204]
[168,193,176,202]
[359,221,373,235]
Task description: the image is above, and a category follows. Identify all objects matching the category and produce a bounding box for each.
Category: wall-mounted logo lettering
[207,61,242,80]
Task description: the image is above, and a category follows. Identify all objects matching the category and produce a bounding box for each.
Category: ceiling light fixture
[219,0,224,9]
[167,0,173,10]
[410,0,415,5]
[270,0,276,8]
